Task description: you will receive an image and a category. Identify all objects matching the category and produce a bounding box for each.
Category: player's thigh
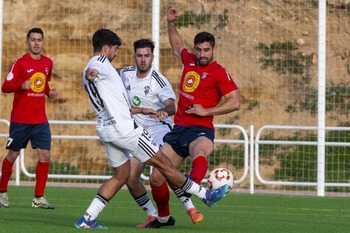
[104,142,130,168]
[189,136,214,158]
[161,143,185,168]
[6,123,33,151]
[31,122,51,150]
[130,128,160,163]
[146,125,171,146]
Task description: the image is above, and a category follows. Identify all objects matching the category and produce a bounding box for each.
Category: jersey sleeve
[216,68,238,96]
[158,77,176,103]
[1,60,24,93]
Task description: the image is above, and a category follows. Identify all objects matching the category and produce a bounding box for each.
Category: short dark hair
[92,28,122,52]
[194,31,215,48]
[27,27,44,40]
[133,39,155,54]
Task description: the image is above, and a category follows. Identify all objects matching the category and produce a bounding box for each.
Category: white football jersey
[82,55,136,142]
[120,65,176,134]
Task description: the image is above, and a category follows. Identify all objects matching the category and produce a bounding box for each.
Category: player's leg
[147,144,203,227]
[31,123,54,209]
[126,156,158,227]
[188,136,214,183]
[0,123,30,208]
[145,145,228,206]
[0,150,20,208]
[75,142,130,229]
[134,129,229,224]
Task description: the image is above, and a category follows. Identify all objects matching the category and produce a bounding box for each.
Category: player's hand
[155,110,169,122]
[21,79,31,90]
[85,68,99,81]
[49,88,58,99]
[185,104,208,117]
[167,5,179,23]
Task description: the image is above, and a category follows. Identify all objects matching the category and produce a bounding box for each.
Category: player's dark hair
[133,39,155,54]
[92,28,122,52]
[194,31,215,48]
[27,27,44,40]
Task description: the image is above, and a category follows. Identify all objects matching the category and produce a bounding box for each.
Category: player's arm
[1,63,27,93]
[186,90,241,117]
[155,98,176,122]
[130,106,157,116]
[167,5,184,61]
[85,68,99,81]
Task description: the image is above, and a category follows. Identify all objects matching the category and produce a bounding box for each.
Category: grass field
[1,186,349,233]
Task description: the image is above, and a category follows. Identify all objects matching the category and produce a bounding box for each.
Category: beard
[197,57,212,66]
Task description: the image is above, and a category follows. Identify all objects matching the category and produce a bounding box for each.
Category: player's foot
[145,216,176,228]
[75,216,108,229]
[0,192,9,208]
[136,215,157,228]
[187,208,204,224]
[32,196,55,209]
[203,184,229,207]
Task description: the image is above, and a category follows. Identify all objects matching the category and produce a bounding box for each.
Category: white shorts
[104,126,159,167]
[145,123,172,147]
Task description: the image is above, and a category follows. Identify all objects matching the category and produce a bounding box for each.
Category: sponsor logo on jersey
[183,71,200,93]
[31,72,46,93]
[132,96,141,106]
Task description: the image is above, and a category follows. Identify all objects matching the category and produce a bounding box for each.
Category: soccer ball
[207,168,234,193]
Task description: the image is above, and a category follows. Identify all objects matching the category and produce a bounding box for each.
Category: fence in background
[1,119,349,197]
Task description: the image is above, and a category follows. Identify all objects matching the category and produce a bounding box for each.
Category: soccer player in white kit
[120,39,203,227]
[75,28,229,229]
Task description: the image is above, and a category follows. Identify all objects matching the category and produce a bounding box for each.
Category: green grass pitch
[1,186,349,233]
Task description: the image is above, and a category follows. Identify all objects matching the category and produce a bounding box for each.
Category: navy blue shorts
[163,125,214,158]
[6,122,51,151]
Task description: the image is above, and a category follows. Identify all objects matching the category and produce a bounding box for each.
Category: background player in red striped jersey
[0,27,58,209]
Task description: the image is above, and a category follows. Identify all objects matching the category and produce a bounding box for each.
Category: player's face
[194,42,215,66]
[106,45,119,62]
[134,47,154,75]
[27,32,44,56]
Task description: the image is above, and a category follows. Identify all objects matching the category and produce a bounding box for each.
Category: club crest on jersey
[201,72,208,79]
[144,86,150,96]
[183,71,200,93]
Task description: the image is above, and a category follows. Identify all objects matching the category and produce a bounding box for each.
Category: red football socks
[0,158,14,192]
[151,182,170,217]
[35,161,49,197]
[189,156,208,183]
